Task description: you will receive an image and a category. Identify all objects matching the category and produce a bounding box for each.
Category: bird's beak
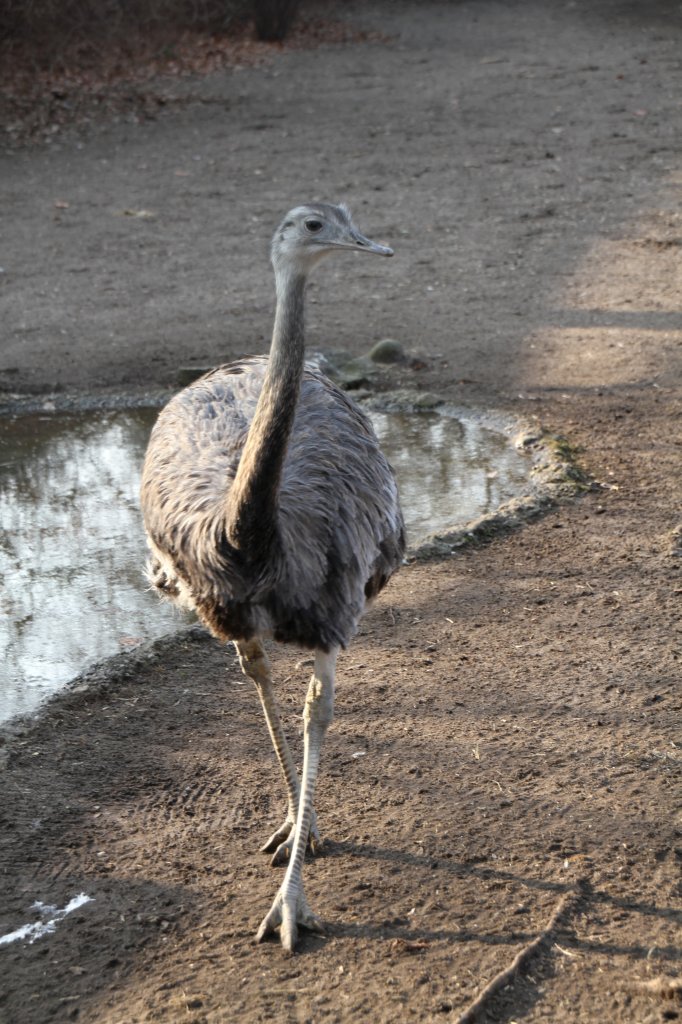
[319,226,394,257]
[349,229,394,257]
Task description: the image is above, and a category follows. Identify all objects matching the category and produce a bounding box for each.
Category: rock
[335,357,377,388]
[413,391,444,410]
[368,339,405,364]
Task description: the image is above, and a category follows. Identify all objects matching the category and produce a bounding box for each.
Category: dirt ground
[1,1,681,1021]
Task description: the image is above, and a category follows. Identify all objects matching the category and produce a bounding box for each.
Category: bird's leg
[234,638,321,865]
[257,646,337,953]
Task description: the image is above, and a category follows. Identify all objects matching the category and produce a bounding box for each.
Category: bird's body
[140,203,403,952]
[142,357,403,650]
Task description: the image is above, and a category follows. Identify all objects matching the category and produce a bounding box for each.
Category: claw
[309,831,324,856]
[270,839,293,868]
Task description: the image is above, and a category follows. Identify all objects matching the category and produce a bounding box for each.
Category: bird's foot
[256,884,325,954]
[261,810,323,866]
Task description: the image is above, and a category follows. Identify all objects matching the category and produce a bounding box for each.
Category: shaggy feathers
[142,357,404,651]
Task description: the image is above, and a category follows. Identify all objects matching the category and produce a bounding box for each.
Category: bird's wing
[140,358,268,598]
[276,367,404,643]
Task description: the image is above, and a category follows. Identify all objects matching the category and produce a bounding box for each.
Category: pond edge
[357,387,589,561]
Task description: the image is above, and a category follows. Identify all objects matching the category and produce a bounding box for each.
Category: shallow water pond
[0,406,529,723]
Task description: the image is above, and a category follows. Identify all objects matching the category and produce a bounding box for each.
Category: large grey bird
[140,203,405,952]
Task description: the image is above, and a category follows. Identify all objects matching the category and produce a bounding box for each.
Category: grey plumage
[142,357,403,648]
[140,203,404,952]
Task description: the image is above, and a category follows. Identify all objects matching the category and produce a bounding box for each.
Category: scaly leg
[234,638,321,865]
[256,646,337,953]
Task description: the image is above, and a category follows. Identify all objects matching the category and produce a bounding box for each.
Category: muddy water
[0,406,529,723]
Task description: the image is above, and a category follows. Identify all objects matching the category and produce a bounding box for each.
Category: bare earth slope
[0,2,680,1022]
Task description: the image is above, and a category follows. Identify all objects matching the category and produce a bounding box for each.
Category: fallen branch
[455,880,587,1024]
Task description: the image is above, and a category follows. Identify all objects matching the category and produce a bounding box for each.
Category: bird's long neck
[225,266,306,556]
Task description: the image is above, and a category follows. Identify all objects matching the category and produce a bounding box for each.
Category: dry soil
[0,2,680,1022]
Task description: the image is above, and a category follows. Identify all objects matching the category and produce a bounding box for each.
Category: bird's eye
[305,219,323,233]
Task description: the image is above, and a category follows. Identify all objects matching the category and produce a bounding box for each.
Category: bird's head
[271,203,393,275]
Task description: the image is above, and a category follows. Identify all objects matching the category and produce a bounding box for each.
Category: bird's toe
[261,820,294,857]
[280,908,298,955]
[256,898,282,944]
[298,904,325,934]
[270,840,291,867]
[256,887,325,952]
[262,811,322,865]
[308,831,324,857]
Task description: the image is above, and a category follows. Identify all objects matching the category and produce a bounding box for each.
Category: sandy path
[1,2,680,1022]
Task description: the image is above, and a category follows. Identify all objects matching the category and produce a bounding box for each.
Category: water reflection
[371,412,528,542]
[0,406,529,723]
[0,410,165,722]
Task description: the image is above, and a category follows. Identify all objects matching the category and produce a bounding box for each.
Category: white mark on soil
[0,893,93,947]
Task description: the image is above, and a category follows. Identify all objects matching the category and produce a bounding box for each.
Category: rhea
[140,203,405,952]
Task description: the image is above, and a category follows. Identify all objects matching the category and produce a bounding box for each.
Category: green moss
[541,434,589,487]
